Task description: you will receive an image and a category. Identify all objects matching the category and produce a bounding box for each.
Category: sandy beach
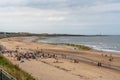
[0,36,120,80]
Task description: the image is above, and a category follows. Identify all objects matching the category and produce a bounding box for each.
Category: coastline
[38,36,120,54]
[0,36,120,80]
[17,36,120,68]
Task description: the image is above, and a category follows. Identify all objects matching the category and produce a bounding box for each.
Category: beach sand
[0,36,120,80]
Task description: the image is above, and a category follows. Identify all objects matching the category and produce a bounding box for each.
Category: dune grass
[48,43,91,50]
[64,43,91,50]
[0,55,36,80]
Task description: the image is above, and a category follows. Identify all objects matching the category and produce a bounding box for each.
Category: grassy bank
[0,55,35,80]
[64,43,91,50]
[48,43,91,50]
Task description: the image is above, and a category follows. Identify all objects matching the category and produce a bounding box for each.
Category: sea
[38,35,120,53]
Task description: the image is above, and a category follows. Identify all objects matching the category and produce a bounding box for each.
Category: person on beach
[61,54,66,58]
[97,62,102,66]
[41,52,45,58]
[20,57,24,63]
[32,54,36,59]
[74,59,79,63]
[109,54,113,62]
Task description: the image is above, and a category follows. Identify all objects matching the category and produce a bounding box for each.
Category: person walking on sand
[109,54,113,62]
[97,62,102,66]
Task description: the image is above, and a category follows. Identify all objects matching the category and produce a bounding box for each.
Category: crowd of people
[1,48,58,63]
[0,47,114,66]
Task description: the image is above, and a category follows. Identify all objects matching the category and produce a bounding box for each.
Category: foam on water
[38,36,120,54]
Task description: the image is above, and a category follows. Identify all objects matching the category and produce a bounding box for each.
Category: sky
[0,0,120,35]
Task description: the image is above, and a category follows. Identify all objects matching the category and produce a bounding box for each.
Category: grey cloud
[0,0,120,34]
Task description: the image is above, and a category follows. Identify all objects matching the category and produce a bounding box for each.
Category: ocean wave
[38,36,120,54]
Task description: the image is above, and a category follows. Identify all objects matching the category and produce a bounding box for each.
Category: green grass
[48,43,91,50]
[0,55,36,80]
[64,43,91,50]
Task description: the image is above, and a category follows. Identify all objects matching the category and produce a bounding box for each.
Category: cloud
[47,16,65,21]
[0,7,68,22]
[0,0,120,34]
[86,2,120,14]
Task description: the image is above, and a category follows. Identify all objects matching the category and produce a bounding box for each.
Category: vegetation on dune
[0,55,35,80]
[48,43,91,50]
[64,43,91,50]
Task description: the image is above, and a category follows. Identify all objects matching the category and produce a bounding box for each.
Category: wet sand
[0,36,120,80]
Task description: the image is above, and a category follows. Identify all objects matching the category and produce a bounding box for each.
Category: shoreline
[31,36,120,55]
[20,36,120,67]
[0,36,120,80]
[37,36,120,54]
